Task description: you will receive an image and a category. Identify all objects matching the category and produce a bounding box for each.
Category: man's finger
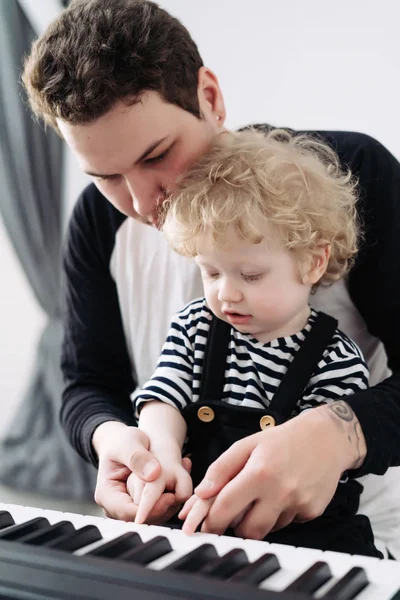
[229,506,250,529]
[270,509,297,532]
[95,481,139,522]
[128,448,162,482]
[234,500,283,540]
[200,469,262,535]
[194,437,254,499]
[146,495,180,525]
[96,475,176,524]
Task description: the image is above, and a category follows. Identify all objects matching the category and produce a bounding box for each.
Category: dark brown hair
[22,0,204,131]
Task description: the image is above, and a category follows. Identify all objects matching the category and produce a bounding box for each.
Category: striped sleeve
[133,299,206,415]
[300,329,369,411]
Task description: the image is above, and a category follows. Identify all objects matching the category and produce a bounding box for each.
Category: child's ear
[302,244,331,285]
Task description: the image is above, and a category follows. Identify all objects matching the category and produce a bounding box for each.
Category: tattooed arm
[327,401,366,471]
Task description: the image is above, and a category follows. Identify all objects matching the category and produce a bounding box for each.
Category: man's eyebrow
[84,137,169,178]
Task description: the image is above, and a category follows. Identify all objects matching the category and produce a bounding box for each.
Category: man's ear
[302,244,331,285]
[197,66,226,125]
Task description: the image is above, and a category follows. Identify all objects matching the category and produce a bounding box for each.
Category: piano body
[0,502,397,599]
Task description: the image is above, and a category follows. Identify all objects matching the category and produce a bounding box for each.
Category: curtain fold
[0,0,97,500]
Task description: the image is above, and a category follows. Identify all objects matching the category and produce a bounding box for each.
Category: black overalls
[181,312,382,558]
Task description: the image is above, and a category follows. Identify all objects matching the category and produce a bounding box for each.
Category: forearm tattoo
[329,401,365,470]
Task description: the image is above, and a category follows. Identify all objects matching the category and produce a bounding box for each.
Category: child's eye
[144,149,169,165]
[205,272,220,279]
[242,273,262,282]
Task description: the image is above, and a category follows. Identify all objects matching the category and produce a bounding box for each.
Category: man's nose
[218,278,243,303]
[125,174,162,217]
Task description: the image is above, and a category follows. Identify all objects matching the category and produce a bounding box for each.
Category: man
[23,0,400,551]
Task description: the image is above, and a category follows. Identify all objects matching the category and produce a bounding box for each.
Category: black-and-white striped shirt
[134,298,369,416]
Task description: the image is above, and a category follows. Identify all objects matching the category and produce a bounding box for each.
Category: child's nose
[218,279,243,303]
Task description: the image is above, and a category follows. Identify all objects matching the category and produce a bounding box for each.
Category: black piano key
[118,535,173,565]
[285,560,332,594]
[229,552,280,585]
[200,548,249,579]
[16,521,75,546]
[323,566,369,599]
[87,532,142,558]
[45,525,102,552]
[0,512,14,530]
[0,517,49,541]
[0,538,313,600]
[167,543,219,572]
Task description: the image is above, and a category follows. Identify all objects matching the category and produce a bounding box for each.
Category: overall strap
[199,316,231,403]
[199,311,338,417]
[268,311,338,419]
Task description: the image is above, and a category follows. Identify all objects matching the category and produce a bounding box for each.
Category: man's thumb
[129,449,161,482]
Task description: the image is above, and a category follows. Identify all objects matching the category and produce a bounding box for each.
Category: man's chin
[128,211,156,227]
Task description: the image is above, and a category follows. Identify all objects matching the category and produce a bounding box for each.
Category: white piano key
[315,551,399,600]
[191,532,246,556]
[339,555,400,600]
[76,519,148,556]
[259,546,325,592]
[355,581,400,600]
[0,503,42,524]
[244,539,296,563]
[58,512,104,530]
[77,521,176,556]
[147,534,210,570]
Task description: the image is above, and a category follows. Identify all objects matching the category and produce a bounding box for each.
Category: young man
[23,0,400,553]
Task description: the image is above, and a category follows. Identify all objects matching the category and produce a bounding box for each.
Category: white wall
[156,0,400,159]
[2,0,400,431]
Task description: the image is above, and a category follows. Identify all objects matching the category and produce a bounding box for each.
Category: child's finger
[135,478,165,524]
[182,456,192,474]
[174,469,193,503]
[182,496,215,535]
[178,494,197,520]
[126,473,145,505]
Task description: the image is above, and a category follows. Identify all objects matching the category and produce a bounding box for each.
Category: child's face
[195,227,312,343]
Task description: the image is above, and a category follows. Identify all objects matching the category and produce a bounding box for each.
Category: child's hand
[129,460,192,525]
[178,493,217,534]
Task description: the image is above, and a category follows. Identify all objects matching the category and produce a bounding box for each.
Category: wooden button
[197,406,215,422]
[260,415,276,430]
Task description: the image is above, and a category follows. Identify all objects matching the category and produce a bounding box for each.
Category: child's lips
[224,312,252,325]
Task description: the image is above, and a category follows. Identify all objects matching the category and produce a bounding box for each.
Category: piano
[0,502,397,599]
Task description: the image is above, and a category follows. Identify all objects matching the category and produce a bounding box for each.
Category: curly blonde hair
[162,128,361,286]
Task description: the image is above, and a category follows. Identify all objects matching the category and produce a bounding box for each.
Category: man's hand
[192,402,366,539]
[92,421,187,523]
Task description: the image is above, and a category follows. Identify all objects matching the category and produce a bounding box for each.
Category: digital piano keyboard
[0,503,398,599]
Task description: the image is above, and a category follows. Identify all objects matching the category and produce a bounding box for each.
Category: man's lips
[223,312,252,325]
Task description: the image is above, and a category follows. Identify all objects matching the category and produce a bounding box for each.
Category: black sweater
[60,129,400,476]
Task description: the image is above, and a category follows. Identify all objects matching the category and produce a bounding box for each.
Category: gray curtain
[0,0,96,500]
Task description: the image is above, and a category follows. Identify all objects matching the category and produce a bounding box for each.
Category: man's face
[58,91,220,224]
